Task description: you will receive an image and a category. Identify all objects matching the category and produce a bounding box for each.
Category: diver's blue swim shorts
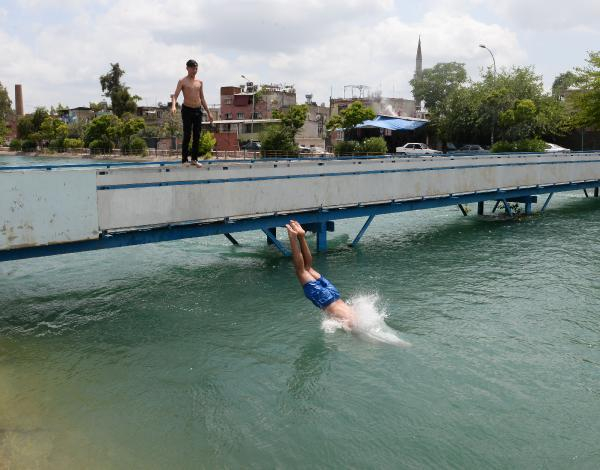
[303,276,341,309]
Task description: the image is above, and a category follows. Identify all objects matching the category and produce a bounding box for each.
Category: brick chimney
[15,84,24,116]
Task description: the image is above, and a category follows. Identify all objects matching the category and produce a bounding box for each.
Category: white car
[396,142,442,156]
[544,143,570,153]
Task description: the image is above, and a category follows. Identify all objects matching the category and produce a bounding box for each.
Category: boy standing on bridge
[171,59,214,167]
[286,220,356,330]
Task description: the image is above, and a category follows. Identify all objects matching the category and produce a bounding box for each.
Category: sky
[0,0,598,112]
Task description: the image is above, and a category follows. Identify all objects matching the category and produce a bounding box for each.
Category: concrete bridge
[2,152,600,262]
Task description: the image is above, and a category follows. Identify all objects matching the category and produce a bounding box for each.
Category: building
[296,94,329,148]
[220,82,296,121]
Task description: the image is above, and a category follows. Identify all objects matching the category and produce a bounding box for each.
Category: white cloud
[0,0,592,112]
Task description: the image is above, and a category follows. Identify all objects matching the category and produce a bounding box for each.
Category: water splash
[321,294,411,347]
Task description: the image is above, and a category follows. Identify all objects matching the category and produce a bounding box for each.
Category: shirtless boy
[286,220,356,330]
[171,59,214,167]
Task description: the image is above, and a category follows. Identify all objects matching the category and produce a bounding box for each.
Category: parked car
[544,143,570,153]
[298,145,333,157]
[241,140,261,151]
[395,143,442,156]
[452,144,490,154]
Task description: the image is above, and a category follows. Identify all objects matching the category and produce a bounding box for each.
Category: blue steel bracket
[350,215,375,247]
[261,228,290,256]
[303,221,335,233]
[502,199,514,216]
[540,193,554,212]
[224,233,239,245]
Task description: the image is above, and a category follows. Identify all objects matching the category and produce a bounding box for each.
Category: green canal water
[1,156,600,469]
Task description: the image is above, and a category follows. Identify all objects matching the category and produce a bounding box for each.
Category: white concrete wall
[0,169,98,250]
[96,153,600,231]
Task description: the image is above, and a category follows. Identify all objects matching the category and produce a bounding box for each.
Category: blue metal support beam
[525,201,533,215]
[584,189,590,198]
[224,233,239,245]
[502,199,513,216]
[477,201,484,215]
[492,200,500,213]
[595,187,599,197]
[541,193,554,212]
[458,204,468,216]
[266,227,276,245]
[350,215,376,246]
[315,222,328,252]
[261,228,290,256]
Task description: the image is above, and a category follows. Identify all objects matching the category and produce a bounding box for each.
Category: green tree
[99,63,141,117]
[435,66,572,147]
[410,62,468,112]
[198,131,216,157]
[273,104,308,132]
[570,51,600,129]
[84,114,122,151]
[326,101,375,132]
[31,107,49,132]
[0,81,9,144]
[0,81,12,124]
[40,116,68,142]
[261,104,309,155]
[260,125,297,156]
[119,116,146,154]
[552,71,578,100]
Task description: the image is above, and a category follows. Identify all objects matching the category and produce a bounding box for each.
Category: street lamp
[479,44,497,145]
[241,74,255,135]
[479,44,496,77]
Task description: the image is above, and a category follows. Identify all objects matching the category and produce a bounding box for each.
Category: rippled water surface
[1,156,600,468]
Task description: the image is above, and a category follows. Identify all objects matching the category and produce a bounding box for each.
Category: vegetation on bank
[407,50,600,152]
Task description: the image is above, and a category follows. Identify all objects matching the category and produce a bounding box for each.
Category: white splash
[320,294,411,347]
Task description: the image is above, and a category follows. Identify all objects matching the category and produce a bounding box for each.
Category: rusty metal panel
[0,170,99,250]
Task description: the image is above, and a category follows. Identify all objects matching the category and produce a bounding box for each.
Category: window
[237,112,245,119]
[225,113,232,119]
[245,124,253,133]
[224,97,233,105]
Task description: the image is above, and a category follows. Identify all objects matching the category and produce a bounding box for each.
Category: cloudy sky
[1,0,598,112]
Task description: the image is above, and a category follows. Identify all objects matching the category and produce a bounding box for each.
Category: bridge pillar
[595,187,599,197]
[303,221,334,252]
[477,201,484,215]
[266,227,276,245]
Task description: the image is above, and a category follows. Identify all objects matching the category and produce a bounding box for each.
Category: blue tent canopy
[356,114,428,131]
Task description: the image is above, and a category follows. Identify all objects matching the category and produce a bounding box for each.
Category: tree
[326,101,375,132]
[432,66,573,147]
[99,63,141,117]
[552,71,578,100]
[0,81,12,122]
[261,104,309,155]
[410,62,468,112]
[40,116,68,148]
[119,116,146,154]
[260,125,297,155]
[84,114,122,151]
[570,51,600,129]
[273,104,308,132]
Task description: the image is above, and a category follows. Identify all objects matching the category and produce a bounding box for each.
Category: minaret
[415,36,422,80]
[414,36,423,113]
